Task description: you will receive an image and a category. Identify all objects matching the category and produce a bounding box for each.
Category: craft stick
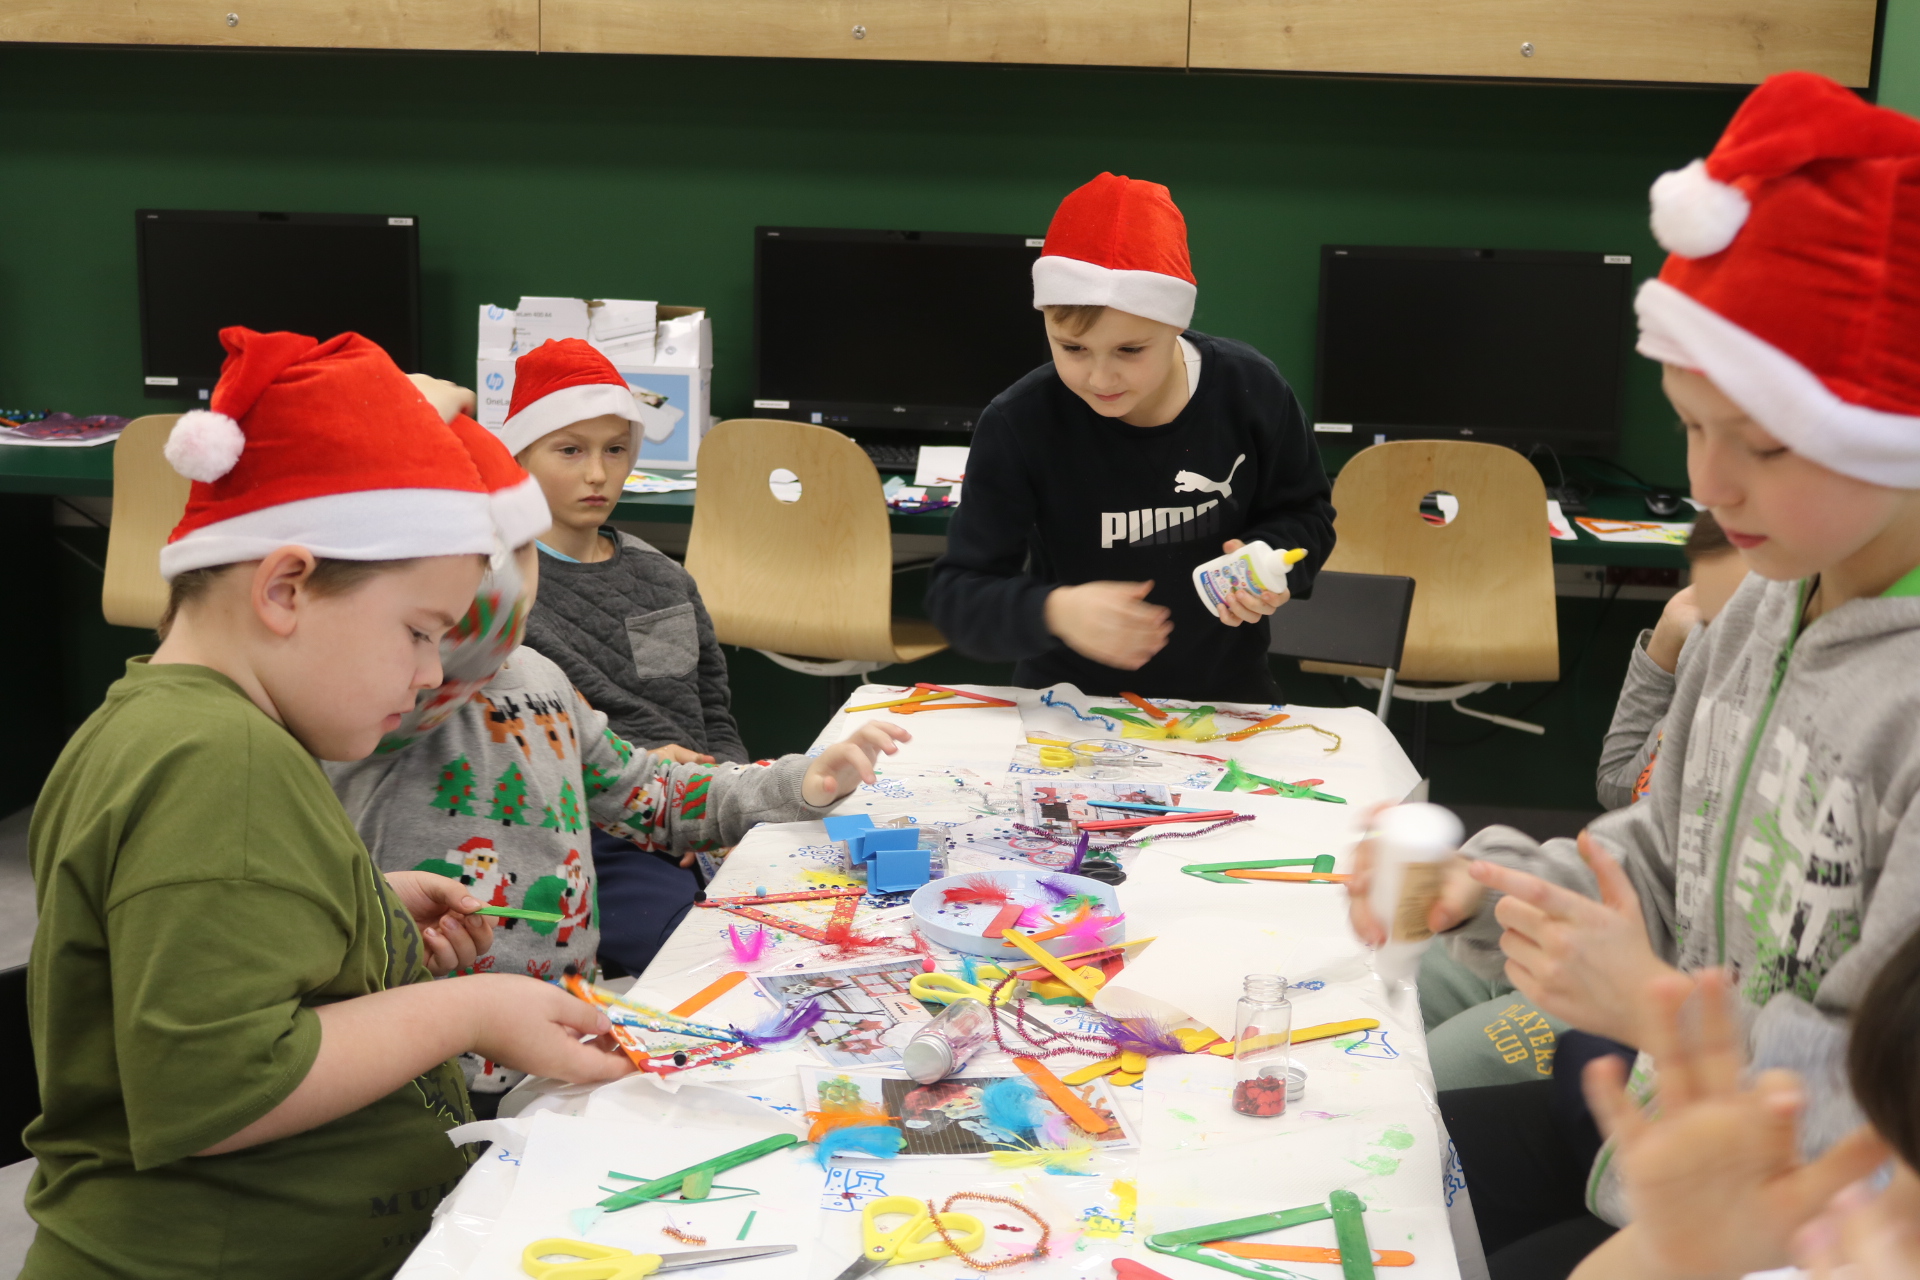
[1119,691,1171,721]
[697,887,865,907]
[681,1166,715,1200]
[1112,1261,1178,1280]
[1086,801,1215,814]
[1208,1243,1413,1268]
[1025,935,1158,968]
[1224,712,1292,741]
[597,1134,801,1211]
[1150,1204,1332,1248]
[842,690,942,713]
[1211,1019,1381,1056]
[892,701,1004,713]
[670,970,751,1018]
[1012,1055,1111,1134]
[1076,810,1237,832]
[1330,1190,1375,1280]
[913,682,1017,707]
[472,905,564,922]
[1000,927,1105,1002]
[1063,1056,1122,1085]
[1223,869,1353,884]
[1026,903,1095,942]
[984,903,1026,942]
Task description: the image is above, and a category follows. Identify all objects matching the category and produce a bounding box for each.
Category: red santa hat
[497,338,643,459]
[1636,72,1920,486]
[1032,172,1197,330]
[161,328,496,579]
[444,412,551,549]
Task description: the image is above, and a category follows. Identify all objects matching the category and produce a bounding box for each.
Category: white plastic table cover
[398,684,1487,1280]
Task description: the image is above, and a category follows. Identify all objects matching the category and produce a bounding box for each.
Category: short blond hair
[159,558,417,639]
[1042,304,1107,337]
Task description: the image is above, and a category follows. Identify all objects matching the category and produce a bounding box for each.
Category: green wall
[0,43,1763,814]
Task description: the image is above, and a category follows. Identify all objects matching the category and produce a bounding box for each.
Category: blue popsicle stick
[1086,800,1216,813]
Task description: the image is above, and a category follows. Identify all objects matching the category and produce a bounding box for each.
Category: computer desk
[0,444,1688,568]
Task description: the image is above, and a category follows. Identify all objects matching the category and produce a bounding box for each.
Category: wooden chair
[1267,570,1416,721]
[684,419,947,678]
[1303,440,1558,732]
[101,414,190,630]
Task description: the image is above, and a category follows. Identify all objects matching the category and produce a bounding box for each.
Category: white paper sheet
[912,445,970,486]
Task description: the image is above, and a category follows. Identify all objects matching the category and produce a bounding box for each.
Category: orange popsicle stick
[1209,1242,1414,1267]
[1224,712,1291,741]
[1026,902,1094,942]
[913,682,1016,707]
[1223,869,1352,883]
[669,970,750,1017]
[1012,1055,1111,1134]
[1119,691,1170,721]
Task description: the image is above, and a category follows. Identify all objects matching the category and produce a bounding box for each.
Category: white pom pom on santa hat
[164,409,246,482]
[1650,159,1751,259]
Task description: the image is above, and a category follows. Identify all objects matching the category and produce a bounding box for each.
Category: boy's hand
[405,373,476,423]
[1473,832,1676,1044]
[1345,803,1483,947]
[1214,540,1291,627]
[804,721,911,806]
[1646,585,1702,674]
[1583,969,1890,1280]
[654,743,716,765]
[463,974,636,1085]
[384,871,496,975]
[1796,1166,1920,1279]
[1046,581,1171,670]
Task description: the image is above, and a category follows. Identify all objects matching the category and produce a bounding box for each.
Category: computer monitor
[752,226,1049,434]
[1312,245,1634,454]
[136,209,422,399]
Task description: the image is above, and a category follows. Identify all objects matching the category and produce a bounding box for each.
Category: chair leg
[1375,669,1396,722]
[825,674,847,718]
[1410,701,1428,777]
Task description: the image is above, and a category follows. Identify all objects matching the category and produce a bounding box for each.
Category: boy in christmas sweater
[927,172,1336,703]
[328,435,906,1097]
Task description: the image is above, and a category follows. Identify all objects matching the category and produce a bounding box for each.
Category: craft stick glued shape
[1000,927,1104,1001]
[1011,1055,1110,1134]
[670,970,750,1018]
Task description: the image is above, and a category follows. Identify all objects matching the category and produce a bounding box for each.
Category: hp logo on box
[486,306,505,321]
[485,372,505,391]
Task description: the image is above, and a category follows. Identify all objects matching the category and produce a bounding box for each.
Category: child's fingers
[437,914,481,971]
[1581,1054,1639,1144]
[421,925,457,975]
[1692,968,1745,1096]
[1641,973,1703,1106]
[1785,1129,1895,1225]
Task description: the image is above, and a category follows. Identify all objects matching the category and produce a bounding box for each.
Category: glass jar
[1230,974,1293,1117]
[901,997,995,1083]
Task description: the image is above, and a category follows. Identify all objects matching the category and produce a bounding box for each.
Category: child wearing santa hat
[18,328,636,1279]
[1343,73,1920,1276]
[328,410,909,1106]
[488,336,748,977]
[927,172,1336,702]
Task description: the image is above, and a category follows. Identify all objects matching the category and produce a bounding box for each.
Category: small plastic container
[902,998,996,1082]
[1230,974,1293,1118]
[1367,803,1467,984]
[1191,542,1306,615]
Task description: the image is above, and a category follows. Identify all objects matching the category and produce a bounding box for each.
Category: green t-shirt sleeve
[108,878,349,1169]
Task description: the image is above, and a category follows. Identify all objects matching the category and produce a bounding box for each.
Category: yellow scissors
[832,1196,988,1280]
[521,1240,795,1279]
[908,966,1018,1006]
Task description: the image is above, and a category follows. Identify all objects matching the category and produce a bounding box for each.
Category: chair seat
[889,618,948,665]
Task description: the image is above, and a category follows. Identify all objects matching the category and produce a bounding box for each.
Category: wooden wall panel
[542,0,1190,69]
[1190,0,1876,86]
[0,0,538,52]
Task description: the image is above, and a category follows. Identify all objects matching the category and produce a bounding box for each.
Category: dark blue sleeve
[924,410,1059,662]
[1232,369,1337,599]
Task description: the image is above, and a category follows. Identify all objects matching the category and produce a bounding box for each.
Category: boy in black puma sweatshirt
[926,173,1335,703]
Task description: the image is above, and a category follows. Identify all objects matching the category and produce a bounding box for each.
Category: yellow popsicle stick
[1118,1051,1147,1073]
[1000,928,1105,1002]
[1064,1056,1122,1085]
[1109,1071,1143,1087]
[842,690,942,714]
[1207,1017,1382,1055]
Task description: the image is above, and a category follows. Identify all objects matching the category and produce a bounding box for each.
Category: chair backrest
[1322,440,1558,683]
[1268,571,1416,672]
[102,415,190,631]
[683,418,900,662]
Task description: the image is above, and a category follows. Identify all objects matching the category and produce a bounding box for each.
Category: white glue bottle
[1191,542,1306,615]
[1366,803,1466,985]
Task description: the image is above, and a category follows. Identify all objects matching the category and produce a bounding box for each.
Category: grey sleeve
[1440,825,1598,982]
[1595,630,1679,811]
[691,593,748,764]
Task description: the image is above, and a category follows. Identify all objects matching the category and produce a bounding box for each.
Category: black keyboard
[858,441,922,474]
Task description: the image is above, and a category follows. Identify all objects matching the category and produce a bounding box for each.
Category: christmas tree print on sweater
[488,762,533,824]
[433,754,478,816]
[538,781,585,834]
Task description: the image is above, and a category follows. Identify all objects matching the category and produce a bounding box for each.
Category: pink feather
[1015,903,1053,929]
[727,924,773,964]
[1062,912,1124,945]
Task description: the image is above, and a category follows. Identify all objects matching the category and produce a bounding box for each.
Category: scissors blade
[654,1244,799,1271]
[828,1255,888,1280]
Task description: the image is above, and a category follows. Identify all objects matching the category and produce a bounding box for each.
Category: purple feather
[1064,831,1091,874]
[733,997,824,1048]
[1036,876,1079,904]
[1109,1017,1188,1057]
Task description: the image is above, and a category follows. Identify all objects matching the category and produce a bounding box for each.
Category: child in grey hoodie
[1347,73,1920,1270]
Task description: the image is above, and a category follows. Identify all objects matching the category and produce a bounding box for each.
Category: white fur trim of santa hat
[1032,255,1197,331]
[1649,159,1752,259]
[496,382,642,458]
[159,487,498,579]
[164,410,247,483]
[491,471,552,548]
[1637,278,1920,487]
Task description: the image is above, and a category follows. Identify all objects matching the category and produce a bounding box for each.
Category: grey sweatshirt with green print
[1442,570,1920,1222]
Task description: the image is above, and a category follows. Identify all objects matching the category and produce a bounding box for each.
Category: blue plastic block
[867,845,932,894]
[845,826,917,867]
[823,813,877,841]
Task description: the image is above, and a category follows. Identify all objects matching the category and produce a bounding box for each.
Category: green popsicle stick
[1330,1190,1374,1280]
[472,905,564,923]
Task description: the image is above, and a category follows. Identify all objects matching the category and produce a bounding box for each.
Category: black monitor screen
[137,209,421,398]
[1314,246,1632,452]
[754,227,1049,433]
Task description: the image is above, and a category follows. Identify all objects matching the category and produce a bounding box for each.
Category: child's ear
[252,547,321,638]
